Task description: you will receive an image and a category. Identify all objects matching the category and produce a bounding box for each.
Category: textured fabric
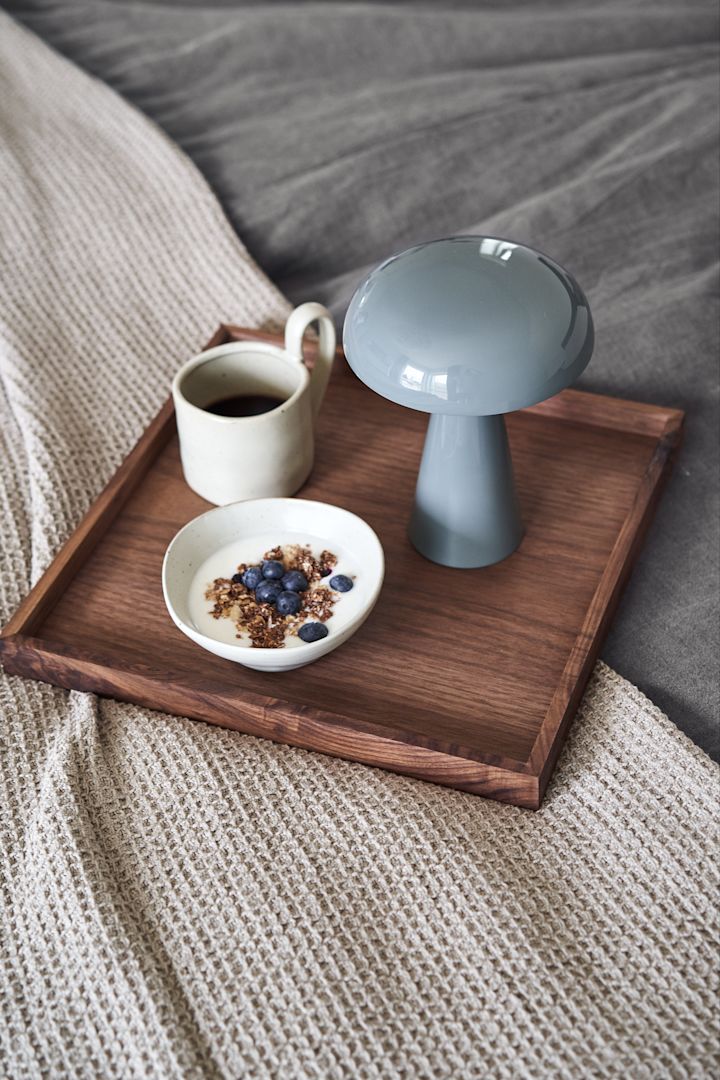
[3,667,719,1080]
[0,14,718,1079]
[7,0,719,757]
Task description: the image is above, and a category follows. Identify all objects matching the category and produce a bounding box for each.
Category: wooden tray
[0,326,683,808]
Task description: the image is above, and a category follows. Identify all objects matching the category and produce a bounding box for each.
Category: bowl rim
[161,497,385,658]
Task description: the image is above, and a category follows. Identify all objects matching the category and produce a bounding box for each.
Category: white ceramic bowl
[162,498,384,671]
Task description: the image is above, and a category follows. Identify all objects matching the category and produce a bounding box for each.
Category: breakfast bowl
[162,498,384,671]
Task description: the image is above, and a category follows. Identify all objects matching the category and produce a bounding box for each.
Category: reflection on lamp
[400,362,425,390]
[430,371,448,399]
[399,364,449,399]
[478,238,518,262]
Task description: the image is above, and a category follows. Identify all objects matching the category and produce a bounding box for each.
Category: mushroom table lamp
[343,236,594,568]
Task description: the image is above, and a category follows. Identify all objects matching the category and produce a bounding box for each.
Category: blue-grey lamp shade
[343,237,594,568]
[343,236,593,416]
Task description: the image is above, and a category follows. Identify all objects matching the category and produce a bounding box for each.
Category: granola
[205,543,342,649]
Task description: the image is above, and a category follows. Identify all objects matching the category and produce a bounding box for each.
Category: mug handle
[284,302,336,422]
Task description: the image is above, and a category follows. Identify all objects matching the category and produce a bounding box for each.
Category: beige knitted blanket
[0,15,717,1079]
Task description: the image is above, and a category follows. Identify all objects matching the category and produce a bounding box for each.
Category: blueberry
[276,590,302,616]
[255,580,282,605]
[329,574,353,593]
[281,570,308,593]
[231,573,244,584]
[319,567,332,578]
[241,565,263,590]
[298,622,329,643]
[262,559,284,580]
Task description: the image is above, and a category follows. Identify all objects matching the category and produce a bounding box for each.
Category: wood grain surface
[0,327,683,808]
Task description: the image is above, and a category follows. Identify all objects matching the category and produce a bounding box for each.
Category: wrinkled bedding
[4,0,720,756]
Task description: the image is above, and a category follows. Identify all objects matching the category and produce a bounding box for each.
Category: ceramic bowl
[162,498,384,672]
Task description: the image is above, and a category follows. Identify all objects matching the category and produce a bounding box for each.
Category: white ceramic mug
[172,303,336,504]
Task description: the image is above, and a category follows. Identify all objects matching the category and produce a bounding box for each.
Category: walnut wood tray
[0,326,683,808]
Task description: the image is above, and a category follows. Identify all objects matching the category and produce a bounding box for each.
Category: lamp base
[409,412,523,568]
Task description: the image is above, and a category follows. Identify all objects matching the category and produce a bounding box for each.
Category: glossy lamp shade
[343,237,594,567]
[343,236,593,416]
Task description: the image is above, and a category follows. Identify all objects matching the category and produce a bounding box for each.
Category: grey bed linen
[4,0,719,757]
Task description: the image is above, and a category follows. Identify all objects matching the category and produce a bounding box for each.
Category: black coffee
[204,394,284,417]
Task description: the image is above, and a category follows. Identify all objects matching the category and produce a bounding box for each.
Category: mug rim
[172,340,310,425]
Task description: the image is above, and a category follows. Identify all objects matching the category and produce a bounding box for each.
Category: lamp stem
[408,412,523,568]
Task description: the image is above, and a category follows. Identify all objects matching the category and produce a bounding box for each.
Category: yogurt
[188,532,363,649]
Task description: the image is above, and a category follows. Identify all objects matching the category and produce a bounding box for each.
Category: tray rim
[0,325,684,808]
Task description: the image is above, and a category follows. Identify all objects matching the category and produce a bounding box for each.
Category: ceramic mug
[172,303,336,504]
